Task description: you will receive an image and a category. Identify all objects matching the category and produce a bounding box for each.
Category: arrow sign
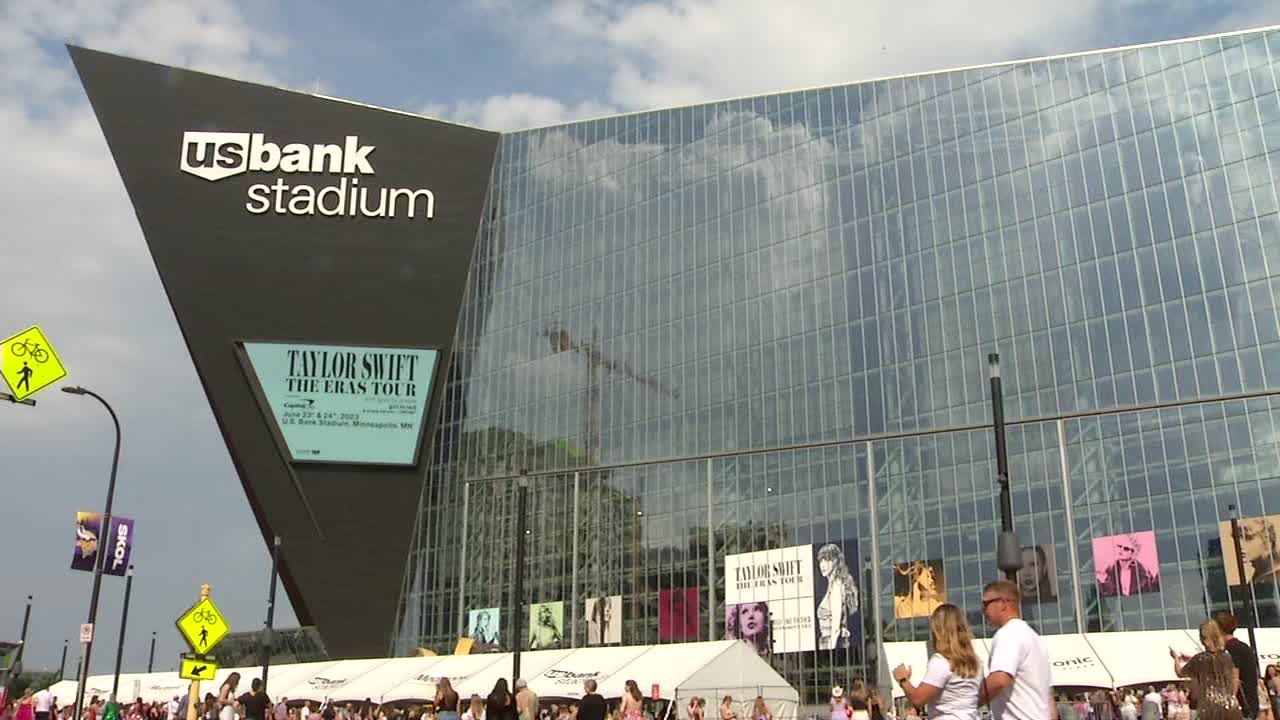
[179,655,218,681]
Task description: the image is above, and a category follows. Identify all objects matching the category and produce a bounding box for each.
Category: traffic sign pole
[177,584,229,720]
[185,585,210,720]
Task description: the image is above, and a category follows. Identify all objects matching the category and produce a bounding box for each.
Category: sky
[3,0,1280,677]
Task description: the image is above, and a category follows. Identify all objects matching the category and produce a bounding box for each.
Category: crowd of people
[2,579,1275,720]
[883,580,1273,720]
[0,674,735,720]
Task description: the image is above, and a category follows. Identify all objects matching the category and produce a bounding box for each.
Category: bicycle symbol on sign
[10,339,50,364]
[192,608,220,625]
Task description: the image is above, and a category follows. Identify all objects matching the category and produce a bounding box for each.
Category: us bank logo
[179,131,436,219]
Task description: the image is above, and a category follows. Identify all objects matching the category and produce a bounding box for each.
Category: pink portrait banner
[1092,530,1161,598]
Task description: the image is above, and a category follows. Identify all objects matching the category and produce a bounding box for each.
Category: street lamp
[111,565,135,703]
[261,535,282,693]
[988,354,1022,580]
[62,385,123,719]
[511,470,530,685]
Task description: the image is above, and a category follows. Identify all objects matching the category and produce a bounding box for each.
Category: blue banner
[242,342,438,465]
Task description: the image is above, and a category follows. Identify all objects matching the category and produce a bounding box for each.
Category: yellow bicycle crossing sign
[1,326,68,402]
[175,597,231,654]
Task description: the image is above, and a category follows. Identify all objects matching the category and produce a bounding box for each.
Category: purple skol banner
[71,512,134,576]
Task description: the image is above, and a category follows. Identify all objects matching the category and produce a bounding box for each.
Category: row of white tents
[48,641,798,718]
[45,627,1280,713]
[885,627,1280,698]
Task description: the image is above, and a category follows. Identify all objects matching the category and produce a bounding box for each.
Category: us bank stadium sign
[180,131,436,219]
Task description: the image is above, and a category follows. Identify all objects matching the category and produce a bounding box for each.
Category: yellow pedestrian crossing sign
[1,326,68,401]
[176,597,231,654]
[179,656,218,681]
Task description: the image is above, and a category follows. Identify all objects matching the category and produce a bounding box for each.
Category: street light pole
[1227,505,1259,653]
[111,565,135,703]
[147,633,156,674]
[60,640,69,679]
[62,385,123,720]
[988,354,1022,580]
[511,472,530,685]
[13,595,33,678]
[261,536,281,693]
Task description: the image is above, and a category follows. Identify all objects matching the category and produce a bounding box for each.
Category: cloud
[454,0,1280,123]
[0,0,298,673]
[423,92,615,131]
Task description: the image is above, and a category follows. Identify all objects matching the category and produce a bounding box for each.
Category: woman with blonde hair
[1171,619,1242,720]
[892,604,981,720]
[750,697,770,720]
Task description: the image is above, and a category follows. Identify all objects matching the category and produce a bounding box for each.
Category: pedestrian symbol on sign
[175,598,230,655]
[0,326,68,402]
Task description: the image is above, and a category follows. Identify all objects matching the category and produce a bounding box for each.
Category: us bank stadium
[74,23,1280,705]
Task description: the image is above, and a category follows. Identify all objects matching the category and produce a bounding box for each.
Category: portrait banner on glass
[813,540,862,650]
[723,544,816,654]
[893,558,945,619]
[528,601,565,649]
[1218,513,1280,586]
[1017,544,1058,604]
[585,595,622,645]
[468,607,500,648]
[1093,530,1160,597]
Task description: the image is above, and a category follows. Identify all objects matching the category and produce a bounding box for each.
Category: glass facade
[398,27,1280,701]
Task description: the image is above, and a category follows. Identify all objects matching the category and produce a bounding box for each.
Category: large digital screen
[242,341,438,465]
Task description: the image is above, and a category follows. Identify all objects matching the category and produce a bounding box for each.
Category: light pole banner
[72,512,135,577]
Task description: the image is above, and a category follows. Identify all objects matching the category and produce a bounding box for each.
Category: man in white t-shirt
[165,697,181,720]
[978,579,1053,720]
[34,686,54,720]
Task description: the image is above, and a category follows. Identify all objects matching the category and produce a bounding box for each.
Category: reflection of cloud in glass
[451,32,1279,469]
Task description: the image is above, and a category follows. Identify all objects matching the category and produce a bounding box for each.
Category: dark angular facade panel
[71,46,499,657]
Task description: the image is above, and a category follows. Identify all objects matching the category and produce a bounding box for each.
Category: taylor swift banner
[723,544,816,654]
[71,512,135,577]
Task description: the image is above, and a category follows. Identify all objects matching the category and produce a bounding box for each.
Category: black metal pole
[511,474,529,684]
[261,536,281,694]
[1228,506,1259,653]
[988,354,1021,580]
[111,566,135,703]
[13,595,33,678]
[147,633,156,673]
[60,640,69,679]
[63,386,123,720]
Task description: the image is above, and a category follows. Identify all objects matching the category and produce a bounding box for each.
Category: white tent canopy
[272,659,396,703]
[53,641,796,718]
[883,627,1280,697]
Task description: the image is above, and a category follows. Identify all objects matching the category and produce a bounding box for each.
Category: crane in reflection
[542,323,679,463]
